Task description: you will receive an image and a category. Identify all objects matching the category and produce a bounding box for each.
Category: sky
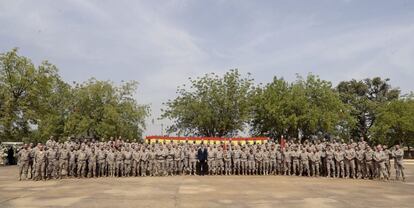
[1,0,414,136]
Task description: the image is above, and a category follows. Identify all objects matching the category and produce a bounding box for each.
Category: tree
[370,95,414,149]
[0,48,149,142]
[64,79,149,140]
[162,69,254,137]
[250,77,291,139]
[0,48,62,142]
[251,74,354,140]
[336,77,400,141]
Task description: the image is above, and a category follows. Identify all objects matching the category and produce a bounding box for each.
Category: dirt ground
[0,162,413,208]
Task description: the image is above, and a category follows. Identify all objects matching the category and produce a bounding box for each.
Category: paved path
[0,163,413,208]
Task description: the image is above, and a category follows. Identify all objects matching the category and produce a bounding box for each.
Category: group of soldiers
[16,137,405,182]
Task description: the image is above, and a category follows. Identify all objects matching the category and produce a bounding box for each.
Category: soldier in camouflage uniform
[58,145,69,179]
[148,147,157,176]
[46,145,59,179]
[173,145,181,175]
[123,147,133,176]
[215,146,224,175]
[97,146,106,177]
[207,146,216,175]
[373,145,388,180]
[188,147,197,175]
[232,146,241,175]
[255,148,263,175]
[283,147,291,175]
[269,145,277,175]
[334,146,345,178]
[355,146,365,179]
[299,148,310,176]
[392,145,405,181]
[240,147,248,175]
[88,147,97,178]
[77,146,88,178]
[107,148,115,177]
[34,145,47,181]
[223,148,232,175]
[17,144,30,180]
[165,145,175,176]
[69,146,77,177]
[115,148,124,177]
[325,146,335,178]
[365,146,375,179]
[344,145,356,179]
[276,146,283,175]
[246,148,254,175]
[140,147,149,176]
[291,147,300,176]
[383,145,392,178]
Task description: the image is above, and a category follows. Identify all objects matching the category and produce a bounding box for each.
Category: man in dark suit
[197,144,208,176]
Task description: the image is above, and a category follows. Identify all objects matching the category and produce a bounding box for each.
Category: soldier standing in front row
[107,148,115,177]
[69,146,77,177]
[88,148,97,178]
[392,145,405,181]
[17,144,30,180]
[59,145,69,179]
[140,147,149,176]
[34,145,47,181]
[97,147,106,177]
[188,147,197,175]
[123,147,132,177]
[77,146,87,178]
[325,146,335,178]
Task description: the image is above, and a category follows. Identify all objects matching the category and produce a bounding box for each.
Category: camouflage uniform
[115,149,124,177]
[97,148,107,177]
[58,147,69,178]
[364,148,374,179]
[299,149,310,176]
[283,148,291,175]
[88,149,97,178]
[123,148,132,176]
[140,148,149,176]
[325,148,335,178]
[188,148,197,175]
[77,148,88,178]
[34,148,47,180]
[69,148,77,177]
[255,149,263,175]
[344,147,356,178]
[207,147,216,175]
[17,147,30,180]
[224,149,232,175]
[46,147,59,179]
[334,148,345,178]
[355,147,365,179]
[392,146,405,181]
[166,147,175,176]
[240,148,248,175]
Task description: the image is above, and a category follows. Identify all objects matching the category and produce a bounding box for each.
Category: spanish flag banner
[145,136,270,145]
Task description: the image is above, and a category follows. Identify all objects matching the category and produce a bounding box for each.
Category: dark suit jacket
[197,148,208,162]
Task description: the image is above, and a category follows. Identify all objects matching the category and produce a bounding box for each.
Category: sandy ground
[0,162,413,208]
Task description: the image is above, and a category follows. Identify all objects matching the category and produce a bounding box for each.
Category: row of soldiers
[17,138,405,181]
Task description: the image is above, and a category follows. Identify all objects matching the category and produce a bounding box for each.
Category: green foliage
[0,48,61,142]
[0,48,149,142]
[370,94,414,146]
[162,69,254,137]
[64,79,149,141]
[336,77,400,140]
[250,74,355,140]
